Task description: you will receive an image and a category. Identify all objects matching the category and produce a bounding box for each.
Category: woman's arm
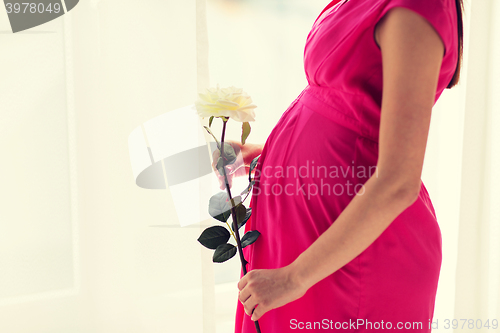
[238,7,445,321]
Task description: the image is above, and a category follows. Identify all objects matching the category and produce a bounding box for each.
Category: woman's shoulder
[374,0,458,58]
[379,0,453,9]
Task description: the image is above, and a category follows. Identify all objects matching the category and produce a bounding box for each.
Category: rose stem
[220,119,262,333]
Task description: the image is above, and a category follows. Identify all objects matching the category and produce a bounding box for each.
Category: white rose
[195,85,256,122]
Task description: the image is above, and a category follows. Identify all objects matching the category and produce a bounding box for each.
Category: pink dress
[235,0,458,332]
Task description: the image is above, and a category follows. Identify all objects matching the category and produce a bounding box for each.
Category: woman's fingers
[238,287,251,304]
[218,172,233,190]
[211,140,244,190]
[251,304,265,321]
[242,295,258,317]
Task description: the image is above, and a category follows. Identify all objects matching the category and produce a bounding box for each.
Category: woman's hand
[237,265,308,321]
[211,140,245,190]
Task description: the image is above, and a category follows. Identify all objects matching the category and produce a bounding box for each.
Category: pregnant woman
[213,0,463,331]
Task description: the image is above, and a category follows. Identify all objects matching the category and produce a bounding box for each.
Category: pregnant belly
[251,100,378,238]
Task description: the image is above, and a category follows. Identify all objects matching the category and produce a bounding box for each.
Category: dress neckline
[313,0,350,28]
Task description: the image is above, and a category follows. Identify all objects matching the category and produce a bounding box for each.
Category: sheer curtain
[1,0,499,332]
[423,0,500,330]
[1,0,216,332]
[452,0,500,327]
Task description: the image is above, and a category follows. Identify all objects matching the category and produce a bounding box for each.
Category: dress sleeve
[374,0,455,56]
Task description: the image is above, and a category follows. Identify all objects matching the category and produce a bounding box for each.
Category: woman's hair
[447,0,464,88]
